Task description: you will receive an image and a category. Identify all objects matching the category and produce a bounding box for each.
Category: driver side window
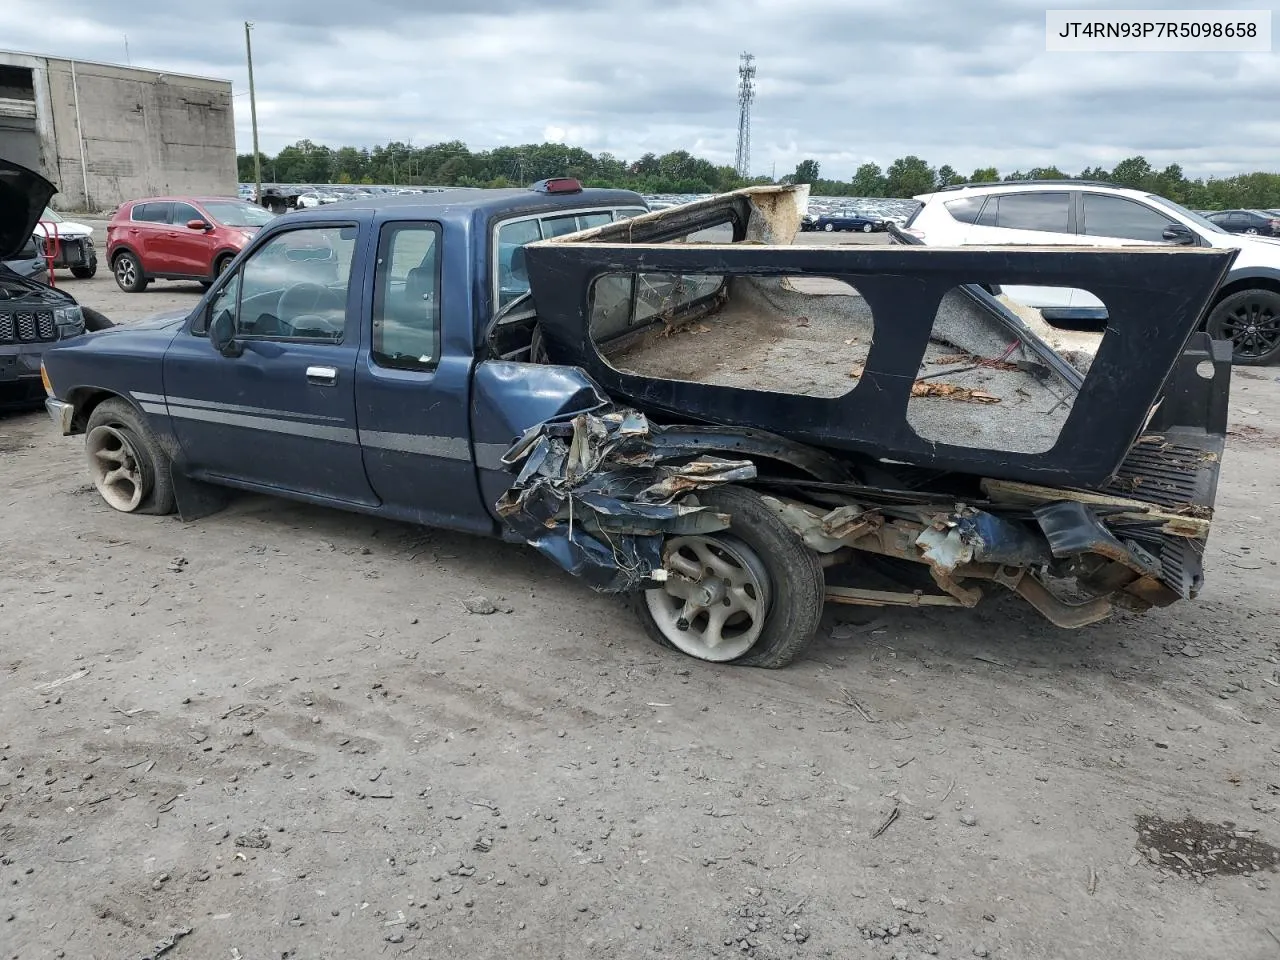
[206,226,357,343]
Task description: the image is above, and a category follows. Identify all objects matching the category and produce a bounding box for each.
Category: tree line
[237,140,1280,209]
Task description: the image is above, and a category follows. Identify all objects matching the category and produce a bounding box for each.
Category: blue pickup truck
[39,180,1236,668]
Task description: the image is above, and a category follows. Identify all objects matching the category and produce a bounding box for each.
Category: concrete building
[0,50,236,212]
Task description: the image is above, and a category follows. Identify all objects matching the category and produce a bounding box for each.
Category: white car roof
[915,182,1153,204]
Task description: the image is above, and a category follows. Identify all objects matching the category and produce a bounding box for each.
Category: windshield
[41,207,63,223]
[1145,195,1227,234]
[201,201,276,227]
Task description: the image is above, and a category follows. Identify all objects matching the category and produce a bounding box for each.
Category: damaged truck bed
[495,184,1234,664]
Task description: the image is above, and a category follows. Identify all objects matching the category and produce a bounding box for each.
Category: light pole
[244,21,262,202]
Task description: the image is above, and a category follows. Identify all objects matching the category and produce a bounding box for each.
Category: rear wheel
[112,251,148,292]
[84,399,175,515]
[1206,288,1280,365]
[633,485,825,668]
[862,223,873,233]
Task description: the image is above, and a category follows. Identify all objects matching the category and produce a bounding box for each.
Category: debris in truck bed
[909,382,1001,403]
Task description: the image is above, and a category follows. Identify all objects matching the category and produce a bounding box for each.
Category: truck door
[161,222,378,505]
[352,219,493,535]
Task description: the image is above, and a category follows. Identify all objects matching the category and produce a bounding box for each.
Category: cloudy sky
[6,0,1279,179]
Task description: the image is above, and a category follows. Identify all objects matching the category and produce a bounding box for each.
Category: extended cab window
[1080,194,1174,242]
[203,226,356,342]
[991,192,1070,233]
[372,222,441,370]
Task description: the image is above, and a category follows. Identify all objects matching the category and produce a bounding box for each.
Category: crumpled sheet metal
[496,408,757,592]
[916,508,1053,573]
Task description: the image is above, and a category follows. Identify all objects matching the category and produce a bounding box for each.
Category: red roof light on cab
[531,178,582,194]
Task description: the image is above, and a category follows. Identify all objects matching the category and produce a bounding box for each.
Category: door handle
[306,365,338,385]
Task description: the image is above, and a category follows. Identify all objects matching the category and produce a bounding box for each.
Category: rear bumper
[46,396,74,434]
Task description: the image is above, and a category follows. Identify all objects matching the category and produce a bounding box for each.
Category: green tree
[969,167,1000,183]
[885,156,936,197]
[850,162,886,196]
[791,159,821,184]
[935,164,963,187]
[1110,156,1154,190]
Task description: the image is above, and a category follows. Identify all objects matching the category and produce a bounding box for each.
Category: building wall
[0,51,236,212]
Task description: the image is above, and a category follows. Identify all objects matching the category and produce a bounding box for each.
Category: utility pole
[244,21,262,202]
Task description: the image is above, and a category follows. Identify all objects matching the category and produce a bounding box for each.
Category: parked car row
[903,180,1280,364]
[800,210,888,233]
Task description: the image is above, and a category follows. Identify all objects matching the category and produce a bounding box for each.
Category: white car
[904,180,1280,364]
[33,207,97,279]
[295,190,339,208]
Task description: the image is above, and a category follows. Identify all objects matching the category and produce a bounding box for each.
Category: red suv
[106,197,276,292]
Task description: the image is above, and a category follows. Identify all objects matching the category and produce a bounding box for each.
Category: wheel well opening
[68,388,122,432]
[1213,275,1280,305]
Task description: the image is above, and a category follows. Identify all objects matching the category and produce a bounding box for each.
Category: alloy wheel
[1217,298,1280,360]
[86,425,145,511]
[643,534,771,662]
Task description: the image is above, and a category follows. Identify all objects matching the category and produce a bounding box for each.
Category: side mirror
[208,308,241,357]
[1163,223,1195,245]
[187,219,212,231]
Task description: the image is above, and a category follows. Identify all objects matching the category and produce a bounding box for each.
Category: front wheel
[823,223,834,232]
[84,399,175,515]
[81,306,114,331]
[71,258,97,279]
[633,485,825,668]
[1206,288,1280,365]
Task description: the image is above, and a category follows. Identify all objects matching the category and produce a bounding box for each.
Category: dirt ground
[2,230,1279,960]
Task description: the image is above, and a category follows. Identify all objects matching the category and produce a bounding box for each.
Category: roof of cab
[285,186,648,227]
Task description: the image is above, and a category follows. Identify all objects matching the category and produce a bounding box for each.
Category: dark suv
[0,158,105,406]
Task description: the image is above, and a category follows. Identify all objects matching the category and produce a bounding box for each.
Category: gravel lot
[2,223,1278,959]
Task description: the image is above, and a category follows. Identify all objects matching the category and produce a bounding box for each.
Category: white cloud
[4,0,1278,179]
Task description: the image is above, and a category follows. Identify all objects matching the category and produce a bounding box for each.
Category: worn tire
[112,251,149,292]
[71,260,97,279]
[84,398,175,515]
[81,306,114,331]
[1205,288,1280,365]
[632,485,825,669]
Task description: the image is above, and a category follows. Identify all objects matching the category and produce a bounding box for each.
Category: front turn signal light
[40,362,53,397]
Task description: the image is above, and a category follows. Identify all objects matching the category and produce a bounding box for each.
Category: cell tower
[735,52,755,179]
